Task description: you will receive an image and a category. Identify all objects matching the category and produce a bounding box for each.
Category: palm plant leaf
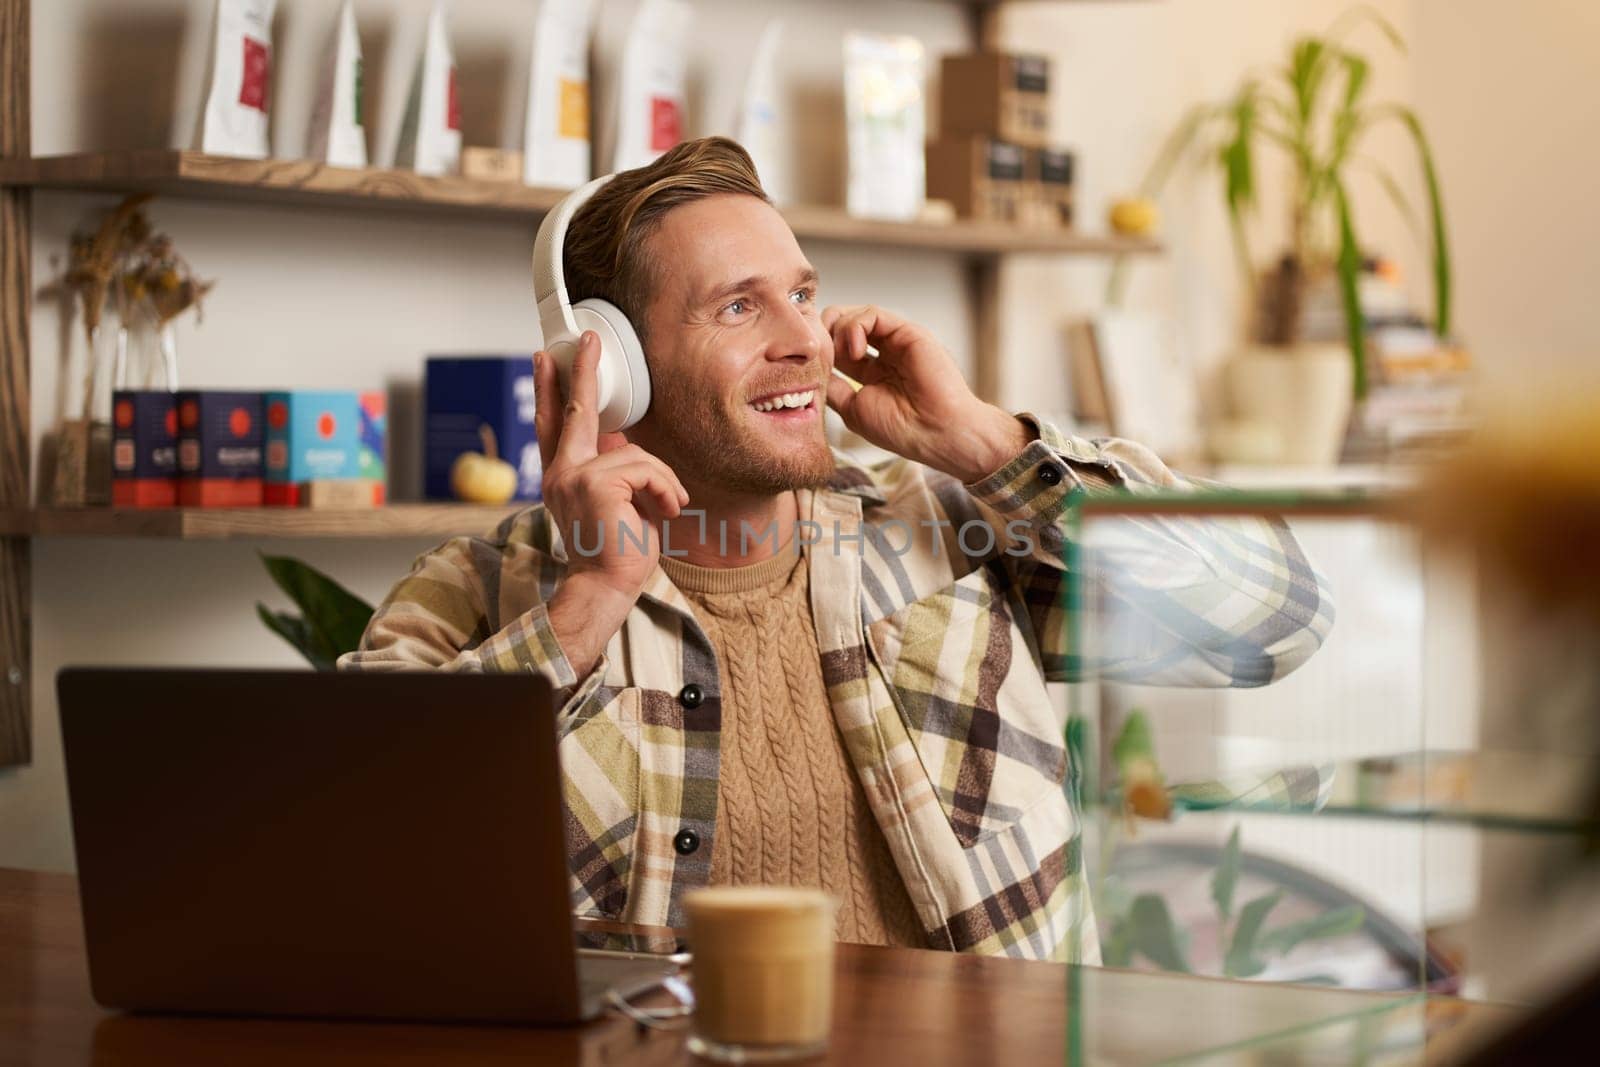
[1369,104,1453,335]
[1221,83,1260,288]
[1333,176,1369,397]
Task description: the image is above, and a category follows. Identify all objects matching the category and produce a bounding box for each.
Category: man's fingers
[598,460,688,524]
[533,351,564,472]
[587,444,690,508]
[554,331,602,466]
[825,371,858,418]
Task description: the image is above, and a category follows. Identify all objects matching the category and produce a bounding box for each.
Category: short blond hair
[563,137,770,339]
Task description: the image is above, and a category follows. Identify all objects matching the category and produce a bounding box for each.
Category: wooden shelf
[1,504,522,540]
[0,151,1162,258]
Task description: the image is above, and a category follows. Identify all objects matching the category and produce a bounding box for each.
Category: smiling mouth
[748,389,817,414]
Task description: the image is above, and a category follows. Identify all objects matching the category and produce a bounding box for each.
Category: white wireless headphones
[531,174,653,433]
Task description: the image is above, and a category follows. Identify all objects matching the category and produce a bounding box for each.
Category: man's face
[628,194,835,496]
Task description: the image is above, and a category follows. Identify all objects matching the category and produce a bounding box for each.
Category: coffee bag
[196,0,277,159]
[395,1,462,176]
[307,0,367,168]
[523,0,594,189]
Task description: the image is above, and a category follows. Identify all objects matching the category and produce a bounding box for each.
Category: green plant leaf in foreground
[1212,825,1243,921]
[256,604,332,671]
[259,553,375,665]
[1257,904,1366,956]
[1130,893,1192,973]
[1224,889,1285,978]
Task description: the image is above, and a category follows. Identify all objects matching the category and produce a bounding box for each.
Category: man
[340,137,1333,962]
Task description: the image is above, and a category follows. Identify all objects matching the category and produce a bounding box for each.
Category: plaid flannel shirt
[339,415,1335,962]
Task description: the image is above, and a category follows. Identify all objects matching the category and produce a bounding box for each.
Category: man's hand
[822,305,1031,484]
[533,332,689,678]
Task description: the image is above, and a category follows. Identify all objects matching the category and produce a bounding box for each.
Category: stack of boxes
[926,51,1075,228]
[110,388,387,509]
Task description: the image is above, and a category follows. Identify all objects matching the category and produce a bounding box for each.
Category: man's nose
[764,299,822,362]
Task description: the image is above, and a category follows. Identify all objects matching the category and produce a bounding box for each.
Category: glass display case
[1058,488,1598,1057]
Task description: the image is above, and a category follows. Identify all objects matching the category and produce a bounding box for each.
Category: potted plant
[1111,5,1452,466]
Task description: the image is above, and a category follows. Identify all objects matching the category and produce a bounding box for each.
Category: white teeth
[751,390,814,412]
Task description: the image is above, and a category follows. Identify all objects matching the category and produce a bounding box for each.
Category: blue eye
[791,289,813,306]
[725,299,747,316]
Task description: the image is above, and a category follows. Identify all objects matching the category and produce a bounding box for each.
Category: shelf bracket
[2,0,33,767]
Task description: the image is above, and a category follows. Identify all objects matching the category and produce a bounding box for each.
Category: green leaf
[1288,38,1326,123]
[256,604,334,671]
[1103,915,1136,968]
[1130,894,1192,973]
[259,554,376,666]
[1221,84,1259,284]
[1211,825,1243,921]
[1332,176,1368,399]
[1384,104,1453,335]
[1257,904,1366,956]
[1224,889,1284,978]
[1111,709,1156,768]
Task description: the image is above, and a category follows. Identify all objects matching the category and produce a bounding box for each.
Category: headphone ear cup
[571,298,651,432]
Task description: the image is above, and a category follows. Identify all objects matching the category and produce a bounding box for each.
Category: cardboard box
[925,136,1027,222]
[303,479,385,509]
[263,391,387,506]
[461,146,525,183]
[939,52,1051,148]
[111,391,178,508]
[176,391,265,507]
[424,357,541,502]
[1024,146,1075,228]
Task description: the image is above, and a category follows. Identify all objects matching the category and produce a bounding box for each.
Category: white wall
[1413,0,1600,389]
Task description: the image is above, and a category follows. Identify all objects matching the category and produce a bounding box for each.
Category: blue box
[424,356,541,502]
[264,390,387,506]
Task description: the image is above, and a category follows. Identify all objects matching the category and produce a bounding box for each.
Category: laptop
[57,668,681,1024]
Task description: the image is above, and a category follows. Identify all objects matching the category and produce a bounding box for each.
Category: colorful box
[424,357,541,502]
[111,391,178,508]
[263,391,387,507]
[176,391,265,508]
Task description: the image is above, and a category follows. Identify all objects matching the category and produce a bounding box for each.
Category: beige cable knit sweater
[660,534,924,949]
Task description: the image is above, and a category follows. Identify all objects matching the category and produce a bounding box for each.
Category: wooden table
[2,869,1518,1065]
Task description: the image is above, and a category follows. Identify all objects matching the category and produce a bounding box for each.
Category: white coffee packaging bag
[396,1,463,176]
[598,0,690,173]
[734,19,789,205]
[844,33,926,221]
[523,0,594,188]
[307,0,367,168]
[196,0,277,159]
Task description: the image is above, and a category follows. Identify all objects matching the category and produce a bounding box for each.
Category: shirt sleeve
[963,413,1336,688]
[336,538,609,717]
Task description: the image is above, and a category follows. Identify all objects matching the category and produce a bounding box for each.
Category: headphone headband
[532,173,614,346]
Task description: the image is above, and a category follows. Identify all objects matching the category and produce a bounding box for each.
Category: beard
[638,370,836,496]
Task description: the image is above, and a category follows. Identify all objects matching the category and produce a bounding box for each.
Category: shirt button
[1038,462,1063,486]
[678,683,704,708]
[673,829,700,855]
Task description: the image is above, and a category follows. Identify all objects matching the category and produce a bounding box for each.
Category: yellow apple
[1109,197,1160,236]
[451,424,518,504]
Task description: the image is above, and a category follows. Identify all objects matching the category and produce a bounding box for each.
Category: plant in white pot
[1110,5,1452,466]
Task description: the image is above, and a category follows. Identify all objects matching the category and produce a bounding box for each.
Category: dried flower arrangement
[51,194,217,506]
